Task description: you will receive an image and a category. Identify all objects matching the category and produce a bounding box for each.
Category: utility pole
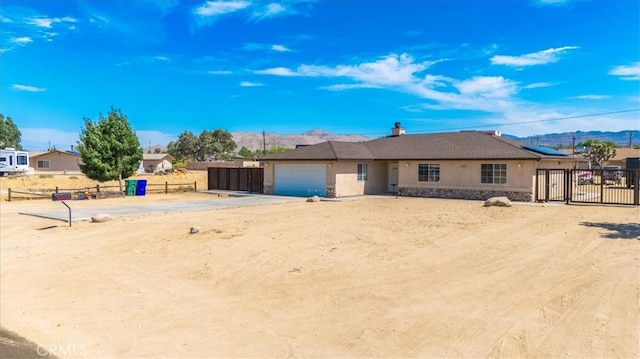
[629,131,633,148]
[572,136,576,155]
[262,131,266,155]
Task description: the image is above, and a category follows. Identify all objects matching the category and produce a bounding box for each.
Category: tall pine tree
[78,108,142,191]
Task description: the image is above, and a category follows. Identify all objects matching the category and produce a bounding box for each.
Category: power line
[323,108,639,137]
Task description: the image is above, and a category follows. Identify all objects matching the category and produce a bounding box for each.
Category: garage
[274,164,326,197]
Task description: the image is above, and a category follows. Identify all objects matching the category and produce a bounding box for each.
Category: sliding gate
[536,169,640,205]
[207,167,264,193]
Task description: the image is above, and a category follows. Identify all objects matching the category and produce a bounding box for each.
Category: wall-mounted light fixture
[405,163,410,167]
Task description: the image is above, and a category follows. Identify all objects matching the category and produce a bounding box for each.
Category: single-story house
[29,150,82,173]
[261,124,585,202]
[607,148,640,169]
[561,147,640,168]
[140,153,175,174]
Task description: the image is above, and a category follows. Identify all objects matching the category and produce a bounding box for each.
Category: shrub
[39,174,54,179]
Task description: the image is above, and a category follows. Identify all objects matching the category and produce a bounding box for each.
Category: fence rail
[6,181,197,201]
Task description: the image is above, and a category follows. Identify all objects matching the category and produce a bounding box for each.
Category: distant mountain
[232,129,371,152]
[503,130,640,148]
[146,129,639,155]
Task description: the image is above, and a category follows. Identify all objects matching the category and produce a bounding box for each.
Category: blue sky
[1,0,639,150]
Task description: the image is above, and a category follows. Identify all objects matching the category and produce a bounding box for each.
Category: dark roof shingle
[261,131,569,161]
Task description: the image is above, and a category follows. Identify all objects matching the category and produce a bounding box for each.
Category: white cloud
[208,70,233,75]
[255,67,300,76]
[193,0,251,17]
[571,95,611,100]
[240,81,264,87]
[455,76,518,98]
[524,82,554,89]
[320,84,382,91]
[26,16,76,28]
[253,3,286,20]
[609,62,640,81]
[12,84,46,92]
[271,44,292,52]
[11,37,33,44]
[536,0,571,5]
[491,46,579,67]
[296,53,434,87]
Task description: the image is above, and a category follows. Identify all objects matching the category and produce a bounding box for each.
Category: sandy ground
[1,192,639,358]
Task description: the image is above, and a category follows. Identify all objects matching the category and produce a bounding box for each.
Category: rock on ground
[484,196,512,207]
[307,196,321,203]
[91,214,114,222]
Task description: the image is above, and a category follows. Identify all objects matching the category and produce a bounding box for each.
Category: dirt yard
[1,189,639,358]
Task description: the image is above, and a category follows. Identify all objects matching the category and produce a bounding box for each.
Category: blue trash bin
[136,179,147,196]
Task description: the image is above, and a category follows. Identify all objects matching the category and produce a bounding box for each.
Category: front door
[388,162,399,192]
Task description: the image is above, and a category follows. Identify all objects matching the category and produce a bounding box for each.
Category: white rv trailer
[0,147,29,176]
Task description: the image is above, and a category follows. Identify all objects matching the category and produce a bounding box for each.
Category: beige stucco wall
[399,160,538,193]
[264,158,581,198]
[332,160,386,197]
[30,152,81,172]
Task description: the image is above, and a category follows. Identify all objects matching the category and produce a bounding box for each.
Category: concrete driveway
[18,193,304,223]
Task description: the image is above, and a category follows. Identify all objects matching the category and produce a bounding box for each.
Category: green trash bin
[125,179,138,196]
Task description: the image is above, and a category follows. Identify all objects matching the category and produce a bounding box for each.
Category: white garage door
[274,164,326,197]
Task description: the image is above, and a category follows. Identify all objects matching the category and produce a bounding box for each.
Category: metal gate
[536,169,640,205]
[207,167,264,193]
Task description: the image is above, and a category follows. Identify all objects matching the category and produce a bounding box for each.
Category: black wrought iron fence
[536,169,640,205]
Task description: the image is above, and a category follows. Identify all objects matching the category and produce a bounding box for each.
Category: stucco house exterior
[29,150,82,174]
[261,125,584,202]
[141,153,175,173]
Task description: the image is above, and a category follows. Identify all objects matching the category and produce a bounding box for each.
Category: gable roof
[143,153,175,161]
[29,150,81,158]
[262,131,575,161]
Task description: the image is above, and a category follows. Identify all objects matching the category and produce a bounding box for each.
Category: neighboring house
[561,147,640,168]
[29,150,82,173]
[141,153,174,173]
[261,124,584,201]
[608,148,640,169]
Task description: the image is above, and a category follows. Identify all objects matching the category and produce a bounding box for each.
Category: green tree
[167,131,198,162]
[168,128,236,162]
[77,108,143,191]
[238,146,254,158]
[265,145,290,154]
[199,129,236,161]
[0,114,22,149]
[579,139,617,168]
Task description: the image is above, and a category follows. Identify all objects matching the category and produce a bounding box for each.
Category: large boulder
[91,213,114,222]
[484,196,512,207]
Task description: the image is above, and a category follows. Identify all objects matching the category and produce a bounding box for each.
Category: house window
[357,163,368,181]
[418,164,440,182]
[481,164,507,184]
[37,160,50,169]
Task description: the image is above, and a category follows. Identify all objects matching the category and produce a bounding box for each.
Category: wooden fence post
[194,181,197,192]
[55,186,59,193]
[165,182,168,194]
[96,184,100,193]
[8,188,11,202]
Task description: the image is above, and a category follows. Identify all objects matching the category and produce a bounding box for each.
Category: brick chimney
[391,122,406,136]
